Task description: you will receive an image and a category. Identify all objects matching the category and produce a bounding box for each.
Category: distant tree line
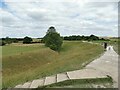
[1,37,20,43]
[0,37,19,46]
[63,35,109,41]
[0,36,33,46]
[0,34,109,46]
[0,36,41,46]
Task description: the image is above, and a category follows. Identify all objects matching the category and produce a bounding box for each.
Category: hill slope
[2,41,104,88]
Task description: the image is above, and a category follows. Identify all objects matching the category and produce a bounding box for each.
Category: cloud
[1,0,118,37]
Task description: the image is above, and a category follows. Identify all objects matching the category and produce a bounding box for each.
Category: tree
[89,34,99,41]
[5,37,12,44]
[47,26,56,34]
[0,40,6,46]
[43,27,63,51]
[12,38,18,43]
[23,36,32,44]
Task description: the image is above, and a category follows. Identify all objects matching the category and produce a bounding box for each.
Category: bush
[5,37,12,44]
[43,30,63,51]
[0,40,6,46]
[23,36,32,44]
[12,38,18,43]
[49,44,58,51]
[89,34,99,41]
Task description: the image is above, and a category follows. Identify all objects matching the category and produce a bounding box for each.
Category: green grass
[109,38,120,55]
[44,76,113,88]
[2,41,104,88]
[91,39,120,55]
[2,43,45,56]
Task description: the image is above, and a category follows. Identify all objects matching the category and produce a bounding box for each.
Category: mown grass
[2,43,45,56]
[2,41,104,88]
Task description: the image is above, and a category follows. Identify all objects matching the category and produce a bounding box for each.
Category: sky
[0,0,119,38]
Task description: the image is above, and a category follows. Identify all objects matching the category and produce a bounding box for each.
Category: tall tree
[23,36,32,44]
[5,37,12,44]
[43,26,63,51]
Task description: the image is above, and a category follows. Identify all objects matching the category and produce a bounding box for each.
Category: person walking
[104,42,107,50]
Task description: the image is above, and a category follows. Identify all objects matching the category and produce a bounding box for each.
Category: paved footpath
[85,46,119,88]
[14,46,118,88]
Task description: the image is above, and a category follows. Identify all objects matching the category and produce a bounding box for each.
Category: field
[2,41,104,88]
[2,43,45,56]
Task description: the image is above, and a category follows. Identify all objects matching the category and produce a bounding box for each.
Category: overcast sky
[0,0,118,38]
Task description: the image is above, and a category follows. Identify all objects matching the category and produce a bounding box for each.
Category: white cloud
[1,0,118,37]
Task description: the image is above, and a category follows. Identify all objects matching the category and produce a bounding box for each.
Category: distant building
[47,26,56,34]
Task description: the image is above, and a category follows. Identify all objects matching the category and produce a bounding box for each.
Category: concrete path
[14,46,118,88]
[85,46,118,88]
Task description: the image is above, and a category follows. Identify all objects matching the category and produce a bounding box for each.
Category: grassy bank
[2,41,104,88]
[109,39,120,55]
[2,43,45,56]
[91,39,119,55]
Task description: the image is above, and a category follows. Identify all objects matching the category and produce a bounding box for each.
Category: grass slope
[109,39,120,55]
[2,41,104,88]
[2,43,45,56]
